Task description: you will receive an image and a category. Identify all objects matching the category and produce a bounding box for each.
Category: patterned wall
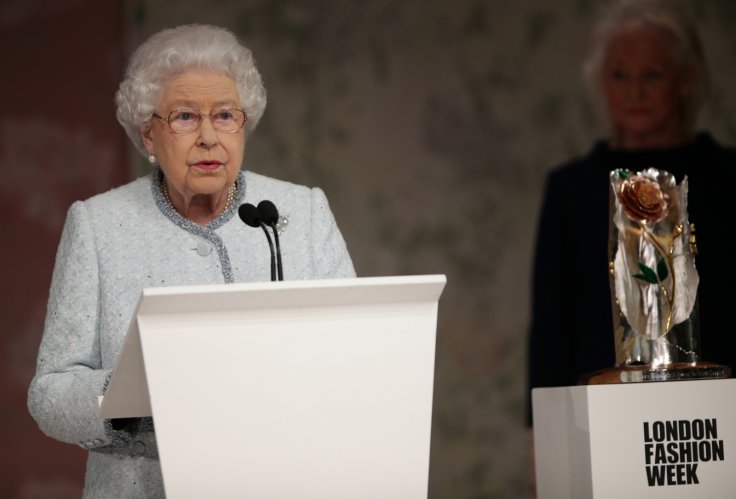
[4,0,736,497]
[0,1,129,498]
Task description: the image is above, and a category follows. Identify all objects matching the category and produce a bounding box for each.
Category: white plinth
[532,378,736,499]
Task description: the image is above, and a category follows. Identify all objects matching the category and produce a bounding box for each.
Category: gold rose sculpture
[608,168,701,373]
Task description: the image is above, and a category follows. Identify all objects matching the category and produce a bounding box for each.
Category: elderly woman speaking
[28,24,354,497]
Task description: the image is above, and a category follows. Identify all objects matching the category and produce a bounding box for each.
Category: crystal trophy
[584,168,730,384]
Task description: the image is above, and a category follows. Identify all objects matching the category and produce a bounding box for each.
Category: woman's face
[142,69,245,202]
[602,25,693,147]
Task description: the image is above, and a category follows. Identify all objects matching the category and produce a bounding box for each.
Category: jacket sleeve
[308,187,356,279]
[27,201,113,448]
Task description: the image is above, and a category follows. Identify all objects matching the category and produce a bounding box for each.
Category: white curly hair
[115,24,267,156]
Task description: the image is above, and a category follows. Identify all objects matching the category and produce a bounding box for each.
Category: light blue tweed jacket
[28,169,355,498]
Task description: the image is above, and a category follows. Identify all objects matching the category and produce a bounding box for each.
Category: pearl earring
[148,154,156,164]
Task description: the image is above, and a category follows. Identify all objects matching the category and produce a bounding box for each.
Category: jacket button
[196,241,212,256]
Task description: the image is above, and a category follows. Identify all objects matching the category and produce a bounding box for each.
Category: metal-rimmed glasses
[152,108,247,134]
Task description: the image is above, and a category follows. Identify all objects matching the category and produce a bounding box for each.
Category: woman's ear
[141,127,154,155]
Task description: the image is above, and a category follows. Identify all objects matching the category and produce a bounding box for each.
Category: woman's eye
[172,111,198,121]
[215,111,234,120]
[610,69,627,81]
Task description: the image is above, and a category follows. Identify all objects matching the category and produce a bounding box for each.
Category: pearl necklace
[162,180,237,217]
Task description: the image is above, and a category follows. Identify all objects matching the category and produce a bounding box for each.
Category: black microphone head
[257,200,279,225]
[238,203,262,228]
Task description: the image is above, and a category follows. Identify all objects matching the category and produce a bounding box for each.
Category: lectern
[100,275,446,499]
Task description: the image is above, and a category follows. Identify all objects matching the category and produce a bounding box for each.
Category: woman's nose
[196,116,219,147]
[627,77,646,100]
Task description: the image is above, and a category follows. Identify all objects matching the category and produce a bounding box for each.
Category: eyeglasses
[152,108,247,134]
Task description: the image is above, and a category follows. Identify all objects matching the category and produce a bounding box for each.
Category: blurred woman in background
[528,0,736,416]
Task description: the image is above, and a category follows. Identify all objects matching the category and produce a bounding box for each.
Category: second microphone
[238,200,284,281]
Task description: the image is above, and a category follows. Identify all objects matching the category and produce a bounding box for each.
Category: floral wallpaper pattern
[4,0,736,497]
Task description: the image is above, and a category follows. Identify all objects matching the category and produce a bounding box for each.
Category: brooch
[276,215,289,235]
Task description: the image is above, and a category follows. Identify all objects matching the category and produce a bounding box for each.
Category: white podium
[532,378,736,499]
[100,275,446,499]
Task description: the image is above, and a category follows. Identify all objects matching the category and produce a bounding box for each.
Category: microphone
[238,203,276,281]
[257,200,283,281]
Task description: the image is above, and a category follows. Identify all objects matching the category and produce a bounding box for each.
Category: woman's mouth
[192,161,224,171]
